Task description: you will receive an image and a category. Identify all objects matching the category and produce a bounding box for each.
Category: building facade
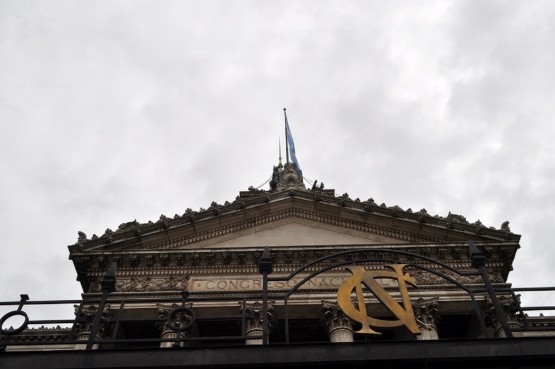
[1,162,554,368]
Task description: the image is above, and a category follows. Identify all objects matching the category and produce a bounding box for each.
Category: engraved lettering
[330,278,341,287]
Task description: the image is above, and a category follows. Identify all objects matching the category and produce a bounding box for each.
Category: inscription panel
[190,274,398,292]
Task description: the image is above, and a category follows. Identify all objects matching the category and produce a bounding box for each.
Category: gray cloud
[1,1,554,312]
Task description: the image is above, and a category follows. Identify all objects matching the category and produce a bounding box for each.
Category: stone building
[1,161,554,368]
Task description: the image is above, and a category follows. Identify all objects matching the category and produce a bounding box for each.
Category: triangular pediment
[68,186,521,292]
[178,218,404,249]
[70,188,519,254]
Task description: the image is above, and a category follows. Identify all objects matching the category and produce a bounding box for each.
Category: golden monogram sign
[337,264,420,335]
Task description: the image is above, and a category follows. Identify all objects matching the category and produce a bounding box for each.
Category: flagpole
[278,138,282,166]
[284,108,289,164]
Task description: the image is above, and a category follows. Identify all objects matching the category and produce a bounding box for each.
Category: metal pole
[259,247,273,345]
[262,271,269,345]
[468,241,513,338]
[86,289,109,350]
[86,262,117,350]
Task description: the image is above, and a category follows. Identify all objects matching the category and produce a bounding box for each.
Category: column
[483,296,524,338]
[243,301,275,345]
[321,301,353,343]
[412,298,440,340]
[156,303,194,348]
[73,304,111,350]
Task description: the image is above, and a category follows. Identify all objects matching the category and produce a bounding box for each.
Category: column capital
[74,304,112,338]
[321,300,353,342]
[482,295,523,337]
[412,297,440,340]
[242,301,275,345]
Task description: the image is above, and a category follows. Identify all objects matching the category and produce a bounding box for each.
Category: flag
[285,111,302,176]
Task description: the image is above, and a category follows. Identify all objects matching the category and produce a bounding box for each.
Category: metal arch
[263,247,492,343]
[267,247,481,283]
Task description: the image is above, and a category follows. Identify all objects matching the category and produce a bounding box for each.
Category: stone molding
[75,242,514,293]
[151,208,440,251]
[88,276,189,293]
[73,243,516,272]
[70,188,520,253]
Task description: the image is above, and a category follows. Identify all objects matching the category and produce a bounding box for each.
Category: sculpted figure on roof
[276,162,306,191]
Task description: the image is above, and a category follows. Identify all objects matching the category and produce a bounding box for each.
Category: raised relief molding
[149,208,440,251]
[88,276,189,293]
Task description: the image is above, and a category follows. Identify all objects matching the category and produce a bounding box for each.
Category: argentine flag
[285,113,302,176]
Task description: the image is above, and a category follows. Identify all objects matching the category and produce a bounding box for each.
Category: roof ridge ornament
[275,162,306,191]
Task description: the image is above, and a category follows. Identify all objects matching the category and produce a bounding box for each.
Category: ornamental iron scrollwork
[0,311,29,336]
[0,295,30,336]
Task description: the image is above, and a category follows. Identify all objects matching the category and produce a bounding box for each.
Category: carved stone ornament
[276,162,305,191]
[116,220,140,234]
[270,165,281,191]
[446,212,469,224]
[412,297,440,328]
[482,295,523,328]
[102,228,114,244]
[409,269,499,286]
[77,231,88,245]
[321,300,353,333]
[241,301,276,332]
[112,276,189,293]
[157,303,195,332]
[74,304,112,338]
[412,297,440,340]
[156,303,194,347]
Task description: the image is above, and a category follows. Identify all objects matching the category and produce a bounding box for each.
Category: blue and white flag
[285,112,302,176]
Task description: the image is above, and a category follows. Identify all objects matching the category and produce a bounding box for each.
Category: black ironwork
[0,295,29,336]
[468,241,513,338]
[259,247,273,345]
[86,262,117,350]
[0,243,554,352]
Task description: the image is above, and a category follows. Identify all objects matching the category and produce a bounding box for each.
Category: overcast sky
[1,1,554,319]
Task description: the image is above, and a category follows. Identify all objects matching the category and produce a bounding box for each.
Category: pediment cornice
[69,189,520,256]
[149,207,439,250]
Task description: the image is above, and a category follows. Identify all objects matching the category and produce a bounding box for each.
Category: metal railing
[1,242,554,351]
